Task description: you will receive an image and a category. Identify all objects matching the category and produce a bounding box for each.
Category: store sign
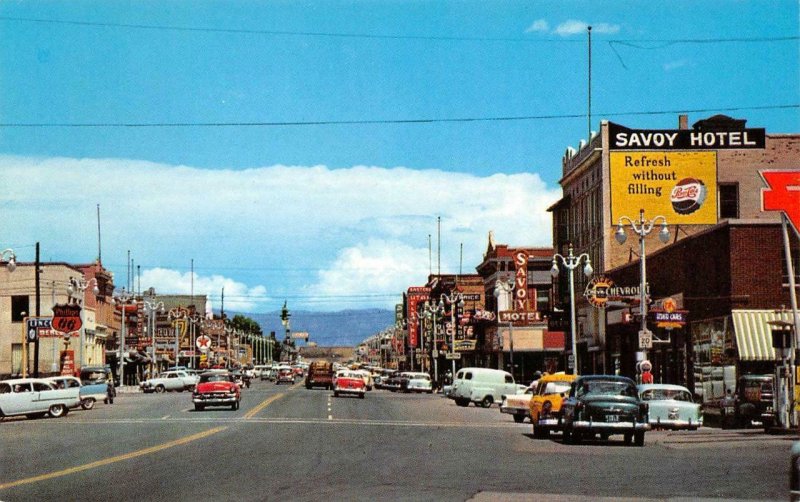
[761,170,800,234]
[610,151,718,225]
[204,320,225,336]
[407,287,431,348]
[608,122,766,150]
[454,340,477,352]
[499,310,543,324]
[513,251,529,310]
[51,304,82,334]
[651,297,688,330]
[584,276,614,308]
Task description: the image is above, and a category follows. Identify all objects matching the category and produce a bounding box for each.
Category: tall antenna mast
[587,25,592,141]
[437,216,441,275]
[428,235,432,276]
[96,204,102,263]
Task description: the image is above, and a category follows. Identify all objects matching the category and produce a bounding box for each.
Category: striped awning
[732,309,794,361]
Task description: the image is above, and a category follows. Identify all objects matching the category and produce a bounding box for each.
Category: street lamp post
[168,307,188,368]
[615,208,670,368]
[493,277,515,377]
[67,277,100,370]
[551,244,593,375]
[1,248,17,272]
[142,296,164,378]
[112,288,134,387]
[440,291,464,377]
[187,314,204,369]
[424,300,445,386]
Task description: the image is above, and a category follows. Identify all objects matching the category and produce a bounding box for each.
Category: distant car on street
[638,383,702,430]
[140,370,198,393]
[0,378,81,419]
[192,371,241,411]
[275,366,294,385]
[403,372,433,394]
[529,373,577,437]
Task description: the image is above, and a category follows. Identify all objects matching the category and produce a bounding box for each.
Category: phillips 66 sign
[51,304,83,334]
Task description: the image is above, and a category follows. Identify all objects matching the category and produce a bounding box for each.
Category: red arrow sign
[761,170,800,233]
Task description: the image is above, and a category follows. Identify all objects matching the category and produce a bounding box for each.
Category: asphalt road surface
[0,379,791,501]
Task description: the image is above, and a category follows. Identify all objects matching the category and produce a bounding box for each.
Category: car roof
[576,375,635,384]
[1,378,56,385]
[539,373,577,383]
[637,383,691,392]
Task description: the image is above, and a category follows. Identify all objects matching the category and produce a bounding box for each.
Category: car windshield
[541,382,572,395]
[200,374,232,383]
[577,380,637,398]
[82,371,108,384]
[640,388,693,401]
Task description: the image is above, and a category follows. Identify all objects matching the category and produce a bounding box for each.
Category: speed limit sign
[638,329,653,349]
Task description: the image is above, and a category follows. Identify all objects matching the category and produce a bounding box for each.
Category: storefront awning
[732,309,791,361]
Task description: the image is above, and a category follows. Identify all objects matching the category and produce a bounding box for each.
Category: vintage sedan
[638,383,703,430]
[529,372,578,436]
[333,371,366,398]
[45,375,109,410]
[0,378,81,419]
[140,370,198,393]
[275,366,295,385]
[192,371,241,411]
[561,375,650,446]
[500,383,537,423]
[403,372,433,394]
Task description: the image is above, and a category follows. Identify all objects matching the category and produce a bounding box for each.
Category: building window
[11,295,29,322]
[719,183,739,219]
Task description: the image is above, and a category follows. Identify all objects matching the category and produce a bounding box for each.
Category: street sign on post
[639,329,653,349]
[445,352,461,360]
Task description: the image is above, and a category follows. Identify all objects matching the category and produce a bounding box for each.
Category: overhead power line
[1,104,797,129]
[3,15,796,45]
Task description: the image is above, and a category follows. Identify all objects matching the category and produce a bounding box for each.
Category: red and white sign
[196,335,212,352]
[406,287,431,348]
[761,170,800,233]
[51,304,82,334]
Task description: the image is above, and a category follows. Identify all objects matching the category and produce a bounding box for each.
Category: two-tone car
[500,382,537,423]
[638,383,702,430]
[0,378,81,419]
[333,371,366,399]
[140,370,198,393]
[561,375,650,446]
[192,371,241,411]
[529,372,578,436]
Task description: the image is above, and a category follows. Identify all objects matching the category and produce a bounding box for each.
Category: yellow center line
[243,392,285,420]
[0,426,227,491]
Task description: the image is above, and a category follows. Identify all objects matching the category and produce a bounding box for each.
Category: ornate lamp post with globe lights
[168,307,189,368]
[423,300,445,385]
[67,276,100,370]
[1,248,16,272]
[112,288,135,387]
[551,244,593,375]
[440,291,464,377]
[142,295,164,378]
[614,209,670,366]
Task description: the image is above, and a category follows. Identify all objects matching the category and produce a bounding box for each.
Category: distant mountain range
[228,308,395,348]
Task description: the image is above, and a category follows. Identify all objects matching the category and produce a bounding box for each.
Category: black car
[560,375,650,446]
[732,374,775,430]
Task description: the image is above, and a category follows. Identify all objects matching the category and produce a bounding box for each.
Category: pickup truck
[140,370,198,393]
[305,361,334,390]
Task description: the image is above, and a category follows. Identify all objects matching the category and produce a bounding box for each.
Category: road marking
[161,415,170,420]
[242,392,285,420]
[0,426,227,491]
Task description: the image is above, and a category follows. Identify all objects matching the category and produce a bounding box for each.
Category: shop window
[719,183,739,219]
[11,295,29,322]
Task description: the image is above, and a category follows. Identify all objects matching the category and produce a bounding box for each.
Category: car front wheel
[155,385,165,393]
[81,398,95,410]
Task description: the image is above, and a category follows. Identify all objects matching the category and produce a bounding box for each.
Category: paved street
[0,379,791,502]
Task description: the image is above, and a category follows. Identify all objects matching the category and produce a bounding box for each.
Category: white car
[140,370,198,393]
[0,378,81,419]
[404,372,433,393]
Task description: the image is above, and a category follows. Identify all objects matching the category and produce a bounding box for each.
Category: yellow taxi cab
[529,372,578,439]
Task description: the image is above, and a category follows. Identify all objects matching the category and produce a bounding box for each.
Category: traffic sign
[568,353,575,369]
[445,352,461,360]
[638,329,653,349]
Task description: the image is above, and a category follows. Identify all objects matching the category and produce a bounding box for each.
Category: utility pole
[34,242,41,376]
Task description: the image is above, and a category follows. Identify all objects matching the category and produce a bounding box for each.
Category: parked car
[500,382,538,423]
[529,373,578,437]
[275,366,295,385]
[354,369,375,391]
[450,367,519,408]
[384,372,408,392]
[638,383,703,430]
[333,371,366,399]
[45,375,107,410]
[0,378,81,419]
[80,366,115,406]
[731,374,775,430]
[192,371,241,411]
[561,375,650,446]
[404,372,433,394]
[140,370,198,393]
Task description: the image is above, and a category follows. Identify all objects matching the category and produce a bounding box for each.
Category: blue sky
[1,1,798,313]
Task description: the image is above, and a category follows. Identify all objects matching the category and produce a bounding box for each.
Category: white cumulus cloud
[140,268,267,313]
[525,19,549,33]
[554,20,620,36]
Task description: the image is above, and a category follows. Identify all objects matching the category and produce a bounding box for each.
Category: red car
[333,371,366,399]
[192,371,241,411]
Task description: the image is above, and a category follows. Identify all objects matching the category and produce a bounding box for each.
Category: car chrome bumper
[500,406,528,416]
[536,418,560,427]
[573,420,650,431]
[650,417,703,428]
[193,396,238,404]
